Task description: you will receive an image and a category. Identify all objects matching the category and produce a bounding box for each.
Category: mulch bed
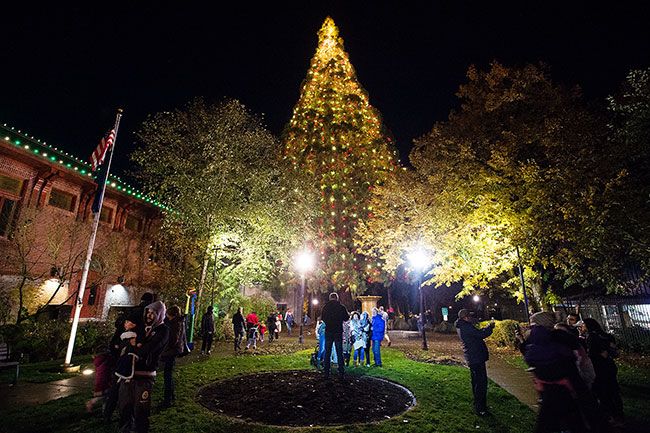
[197,370,415,426]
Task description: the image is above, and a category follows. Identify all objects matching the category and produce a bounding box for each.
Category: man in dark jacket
[232,307,245,351]
[118,300,169,433]
[321,292,349,379]
[455,309,494,416]
[160,306,186,408]
[200,306,215,355]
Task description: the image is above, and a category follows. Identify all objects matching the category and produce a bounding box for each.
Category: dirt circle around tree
[197,370,416,427]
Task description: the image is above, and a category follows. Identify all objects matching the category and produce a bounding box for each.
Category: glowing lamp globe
[472,295,480,303]
[295,250,315,275]
[407,248,430,272]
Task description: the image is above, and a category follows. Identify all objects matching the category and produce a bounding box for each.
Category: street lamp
[295,249,315,344]
[407,247,430,350]
[472,294,483,320]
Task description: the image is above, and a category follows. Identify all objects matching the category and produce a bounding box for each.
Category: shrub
[0,319,112,362]
[434,321,455,334]
[479,319,523,348]
[214,315,235,341]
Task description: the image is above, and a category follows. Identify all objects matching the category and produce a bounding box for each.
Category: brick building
[0,123,165,322]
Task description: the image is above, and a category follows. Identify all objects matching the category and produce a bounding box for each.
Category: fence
[558,297,650,352]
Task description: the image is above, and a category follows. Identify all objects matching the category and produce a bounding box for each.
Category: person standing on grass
[118,301,169,433]
[85,345,113,413]
[455,308,494,416]
[379,306,391,347]
[371,308,385,367]
[361,311,372,367]
[159,305,186,409]
[321,292,350,379]
[285,309,295,336]
[266,312,277,342]
[232,307,246,351]
[200,306,215,355]
[275,312,282,339]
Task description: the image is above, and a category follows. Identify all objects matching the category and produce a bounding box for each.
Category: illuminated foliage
[358,62,633,308]
[132,98,316,302]
[283,17,397,293]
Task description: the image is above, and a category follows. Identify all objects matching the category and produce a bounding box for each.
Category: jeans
[286,322,293,336]
[162,357,175,405]
[372,339,382,366]
[201,332,213,353]
[469,362,488,412]
[118,377,154,433]
[353,347,364,363]
[323,334,344,377]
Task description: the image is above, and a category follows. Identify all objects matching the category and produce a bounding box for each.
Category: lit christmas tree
[284,17,397,294]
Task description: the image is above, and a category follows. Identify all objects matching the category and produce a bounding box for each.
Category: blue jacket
[371,315,385,340]
[455,319,493,365]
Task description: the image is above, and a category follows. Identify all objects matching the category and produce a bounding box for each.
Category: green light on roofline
[34,149,39,154]
[16,140,21,145]
[81,169,86,174]
[66,163,71,168]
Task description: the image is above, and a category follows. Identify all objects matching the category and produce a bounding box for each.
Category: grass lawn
[0,354,93,384]
[1,348,535,433]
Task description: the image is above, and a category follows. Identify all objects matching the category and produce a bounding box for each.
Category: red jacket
[246,312,259,326]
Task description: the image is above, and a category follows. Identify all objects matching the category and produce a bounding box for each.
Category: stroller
[245,325,259,349]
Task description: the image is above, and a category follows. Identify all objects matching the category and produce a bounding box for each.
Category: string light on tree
[284,17,397,293]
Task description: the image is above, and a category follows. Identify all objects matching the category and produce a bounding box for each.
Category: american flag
[90,129,115,171]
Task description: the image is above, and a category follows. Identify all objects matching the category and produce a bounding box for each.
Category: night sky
[2,2,649,176]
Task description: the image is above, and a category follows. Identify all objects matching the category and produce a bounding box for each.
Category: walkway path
[0,373,92,409]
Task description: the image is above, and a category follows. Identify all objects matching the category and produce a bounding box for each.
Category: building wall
[0,136,161,322]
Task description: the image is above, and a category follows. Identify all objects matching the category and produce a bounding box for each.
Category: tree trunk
[386,284,393,310]
[193,248,210,340]
[16,274,27,324]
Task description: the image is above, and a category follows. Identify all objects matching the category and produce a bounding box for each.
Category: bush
[0,319,112,362]
[434,321,455,334]
[479,319,524,348]
[214,315,235,341]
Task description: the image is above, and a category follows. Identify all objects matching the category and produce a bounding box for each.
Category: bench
[0,342,20,385]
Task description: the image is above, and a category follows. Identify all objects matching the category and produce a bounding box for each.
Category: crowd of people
[520,312,624,432]
[313,294,391,377]
[84,290,625,433]
[86,293,187,433]
[455,307,624,432]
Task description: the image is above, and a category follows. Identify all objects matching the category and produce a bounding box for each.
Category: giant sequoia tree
[284,17,398,294]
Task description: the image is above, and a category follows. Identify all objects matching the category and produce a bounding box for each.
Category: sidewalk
[0,373,92,409]
[487,354,538,409]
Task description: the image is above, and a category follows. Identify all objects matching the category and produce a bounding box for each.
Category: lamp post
[295,249,315,344]
[407,247,430,351]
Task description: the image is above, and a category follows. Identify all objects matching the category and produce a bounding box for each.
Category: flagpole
[64,108,123,367]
